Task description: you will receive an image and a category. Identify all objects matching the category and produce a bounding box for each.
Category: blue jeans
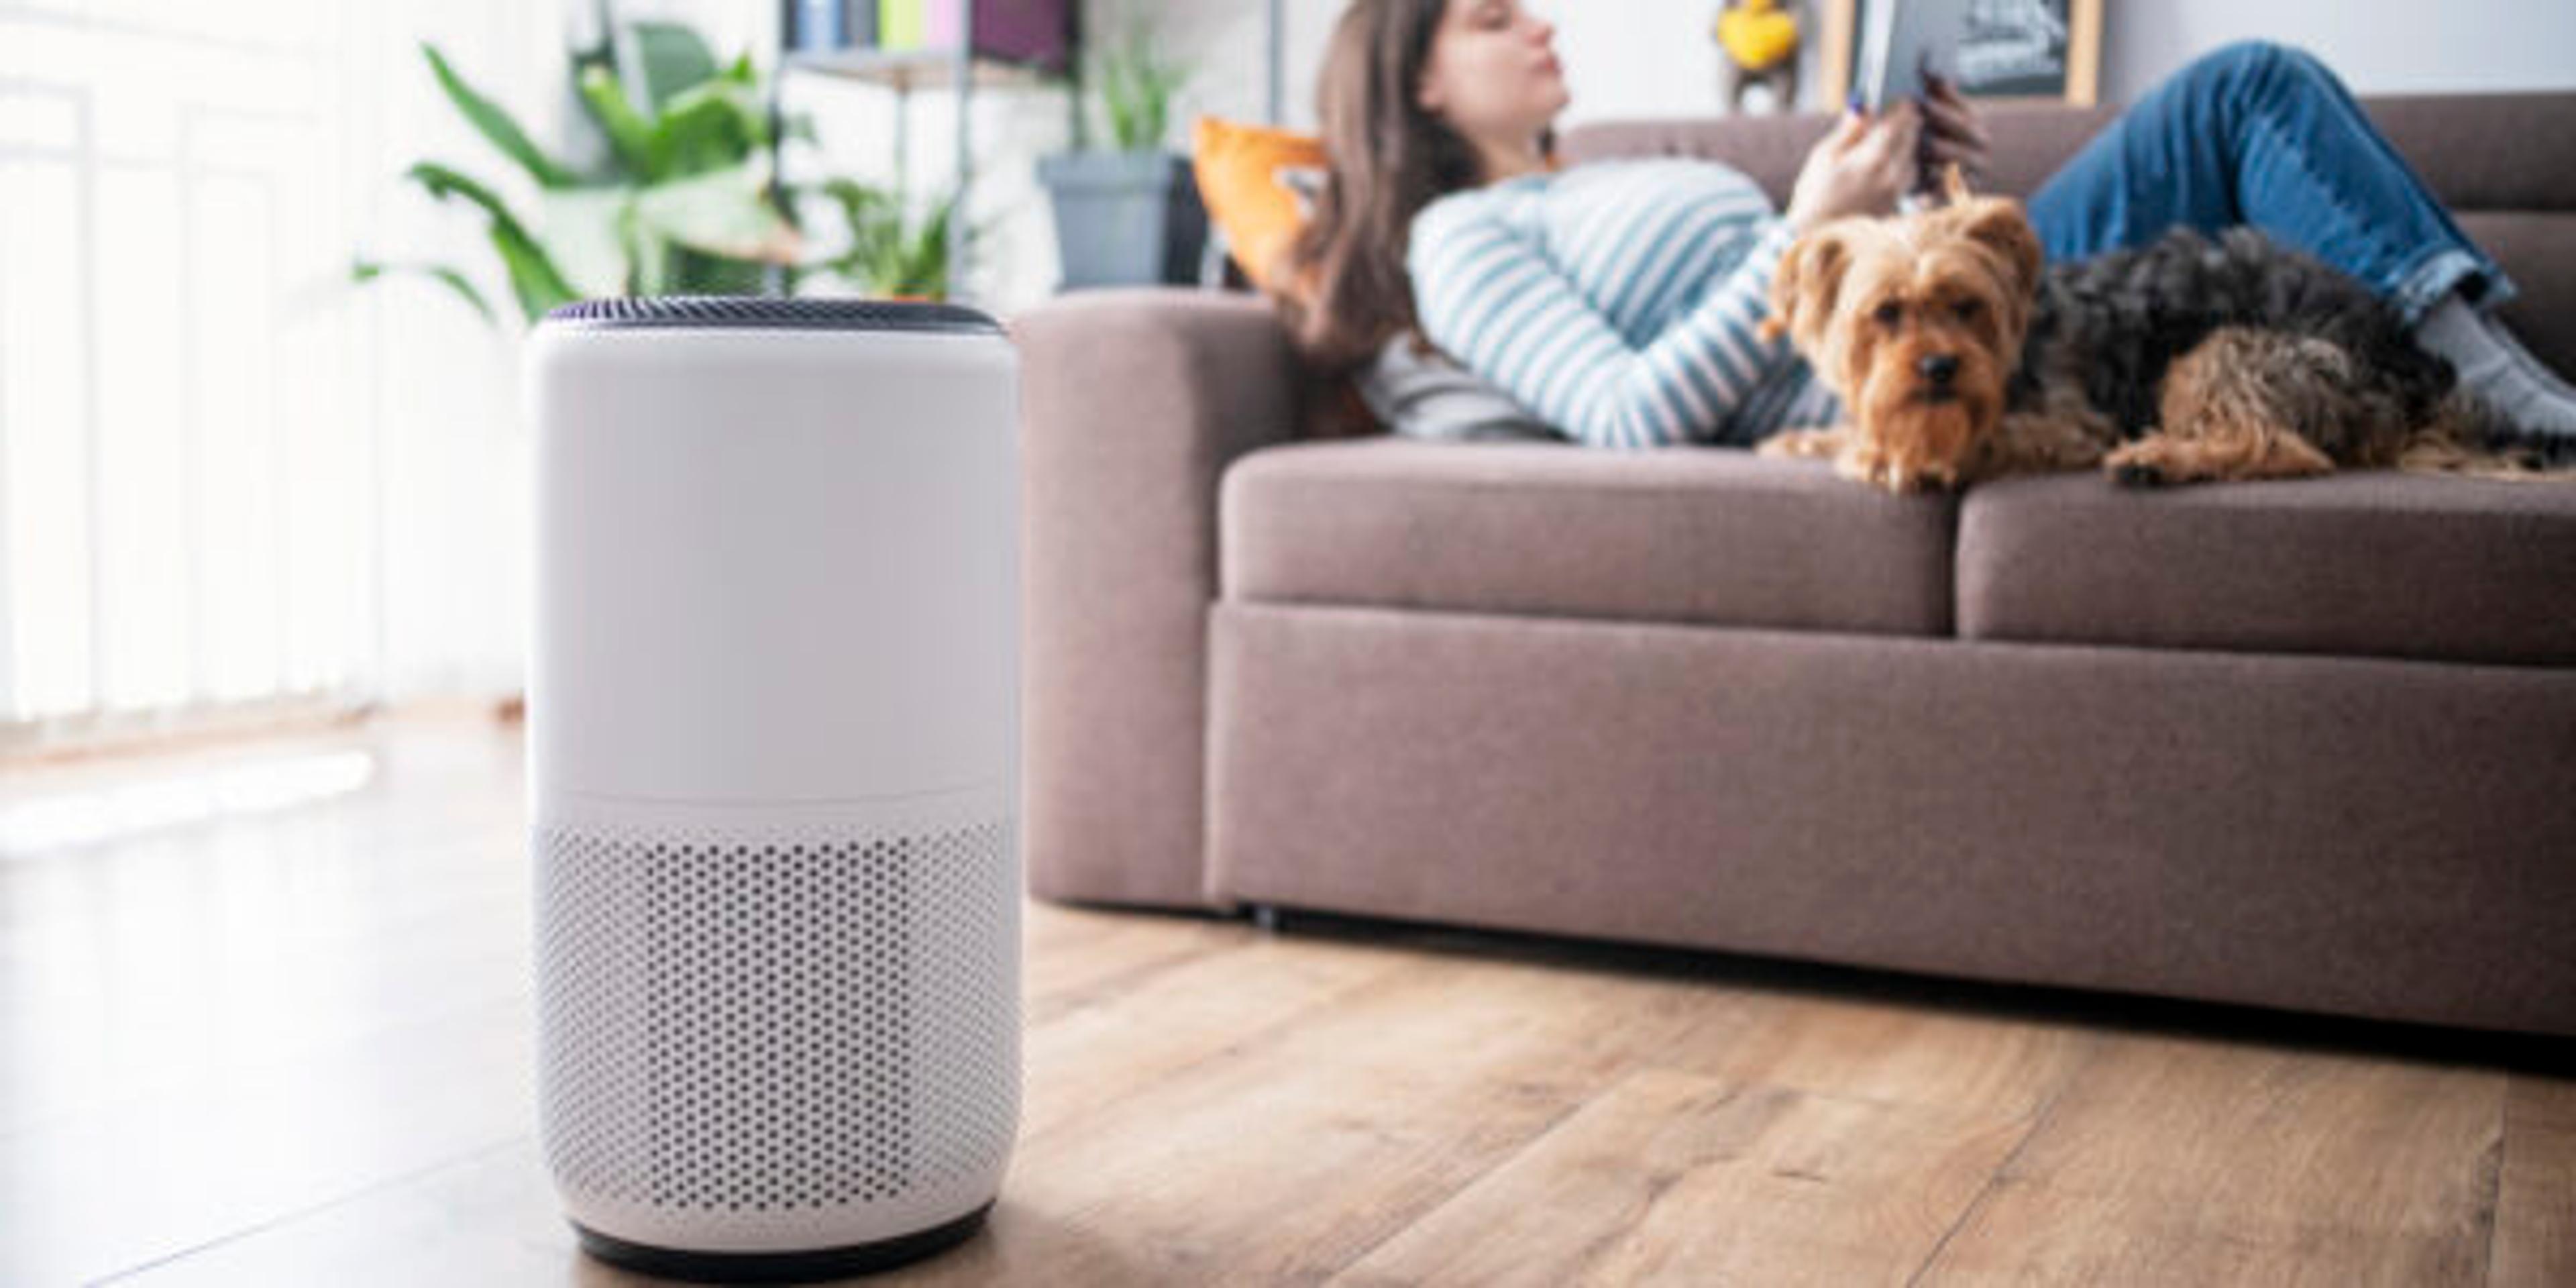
[2027,40,2512,325]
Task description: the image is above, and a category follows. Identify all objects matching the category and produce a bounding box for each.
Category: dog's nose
[1918,354,1961,386]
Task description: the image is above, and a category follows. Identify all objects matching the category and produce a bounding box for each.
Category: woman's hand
[1785,101,1921,232]
[1919,74,1992,184]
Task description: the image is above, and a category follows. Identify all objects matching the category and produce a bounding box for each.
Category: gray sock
[2412,294,2576,437]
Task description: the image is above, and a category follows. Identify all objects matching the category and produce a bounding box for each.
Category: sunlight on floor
[0,749,378,857]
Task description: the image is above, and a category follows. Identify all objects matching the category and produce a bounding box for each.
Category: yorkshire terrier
[1756,170,2559,492]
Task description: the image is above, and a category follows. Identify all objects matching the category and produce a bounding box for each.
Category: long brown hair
[1272,0,1485,372]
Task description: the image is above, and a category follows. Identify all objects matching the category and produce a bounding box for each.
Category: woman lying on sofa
[1272,0,2576,449]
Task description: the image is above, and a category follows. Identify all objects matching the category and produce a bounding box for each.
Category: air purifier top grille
[543,296,1002,336]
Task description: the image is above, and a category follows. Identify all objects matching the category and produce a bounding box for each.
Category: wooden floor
[1,720,2567,1286]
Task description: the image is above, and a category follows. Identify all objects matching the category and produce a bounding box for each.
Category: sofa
[1011,93,2576,1038]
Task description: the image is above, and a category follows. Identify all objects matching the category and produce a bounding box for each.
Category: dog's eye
[1872,302,1901,327]
[1952,299,1984,321]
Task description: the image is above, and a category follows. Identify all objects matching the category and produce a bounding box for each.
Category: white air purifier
[526,297,1021,1281]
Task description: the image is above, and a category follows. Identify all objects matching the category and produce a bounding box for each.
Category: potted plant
[815,179,959,301]
[355,15,957,323]
[1036,15,1208,290]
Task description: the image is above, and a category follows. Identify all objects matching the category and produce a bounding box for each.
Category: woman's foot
[2412,294,2576,437]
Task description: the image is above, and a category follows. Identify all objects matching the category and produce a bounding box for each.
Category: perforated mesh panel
[536,816,1018,1214]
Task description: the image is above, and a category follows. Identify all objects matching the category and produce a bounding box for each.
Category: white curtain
[0,0,566,748]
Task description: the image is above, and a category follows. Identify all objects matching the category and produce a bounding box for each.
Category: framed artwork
[1817,0,2102,109]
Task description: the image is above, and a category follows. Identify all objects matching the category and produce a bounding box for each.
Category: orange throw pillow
[1192,116,1328,292]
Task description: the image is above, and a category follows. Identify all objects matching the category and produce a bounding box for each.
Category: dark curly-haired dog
[1754,171,2564,492]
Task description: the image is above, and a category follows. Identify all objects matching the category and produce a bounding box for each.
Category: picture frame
[1817,0,2102,109]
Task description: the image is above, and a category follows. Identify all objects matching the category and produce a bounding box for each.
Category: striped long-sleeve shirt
[1406,157,1840,449]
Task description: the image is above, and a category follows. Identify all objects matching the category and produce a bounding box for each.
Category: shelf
[783,46,1065,91]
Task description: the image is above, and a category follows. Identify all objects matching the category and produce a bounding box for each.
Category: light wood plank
[2492,1075,2576,1288]
[1018,927,1419,1143]
[99,1137,602,1288]
[1022,902,1251,1024]
[1917,1034,2506,1287]
[0,829,529,1138]
[1,729,540,1284]
[1652,985,2100,1120]
[1334,1065,2029,1287]
[0,996,535,1286]
[896,950,1742,1285]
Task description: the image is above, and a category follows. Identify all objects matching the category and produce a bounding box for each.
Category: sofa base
[1208,603,2576,1036]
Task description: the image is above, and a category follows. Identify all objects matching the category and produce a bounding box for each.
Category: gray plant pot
[1038,149,1210,290]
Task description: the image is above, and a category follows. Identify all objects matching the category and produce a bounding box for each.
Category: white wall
[2100,0,2576,102]
[1242,0,1735,131]
[1129,0,1723,134]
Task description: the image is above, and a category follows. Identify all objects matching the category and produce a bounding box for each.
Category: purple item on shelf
[967,0,1072,71]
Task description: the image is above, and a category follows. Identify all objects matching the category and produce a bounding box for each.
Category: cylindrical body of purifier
[526,297,1020,1280]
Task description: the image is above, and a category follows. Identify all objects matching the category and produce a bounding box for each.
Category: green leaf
[820,177,897,217]
[629,21,720,111]
[351,258,497,325]
[633,162,799,263]
[820,178,902,275]
[1087,18,1188,151]
[403,162,533,238]
[894,199,955,299]
[624,203,669,295]
[402,162,579,321]
[576,64,666,180]
[423,44,580,189]
[669,246,769,296]
[816,180,957,299]
[380,23,797,324]
[653,76,770,176]
[537,185,637,299]
[489,225,582,322]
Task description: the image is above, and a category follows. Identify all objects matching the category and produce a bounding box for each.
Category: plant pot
[1037,149,1210,290]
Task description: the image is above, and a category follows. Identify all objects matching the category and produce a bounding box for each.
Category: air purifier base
[570,1201,993,1283]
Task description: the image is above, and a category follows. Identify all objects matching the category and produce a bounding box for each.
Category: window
[0,0,543,747]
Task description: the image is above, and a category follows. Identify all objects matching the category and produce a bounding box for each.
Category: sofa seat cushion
[1221,439,1957,636]
[1958,472,2576,666]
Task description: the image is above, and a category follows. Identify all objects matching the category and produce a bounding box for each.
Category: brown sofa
[1012,95,2576,1037]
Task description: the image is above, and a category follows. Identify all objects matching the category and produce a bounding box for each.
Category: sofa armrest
[1012,288,1303,908]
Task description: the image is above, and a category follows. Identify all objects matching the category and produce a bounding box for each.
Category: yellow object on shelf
[1718,0,1799,72]
[880,0,923,50]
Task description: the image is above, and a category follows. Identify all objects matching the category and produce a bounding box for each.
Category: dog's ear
[1949,196,2043,299]
[1763,223,1856,351]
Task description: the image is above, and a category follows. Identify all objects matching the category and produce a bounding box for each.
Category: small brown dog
[1756,170,2537,492]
